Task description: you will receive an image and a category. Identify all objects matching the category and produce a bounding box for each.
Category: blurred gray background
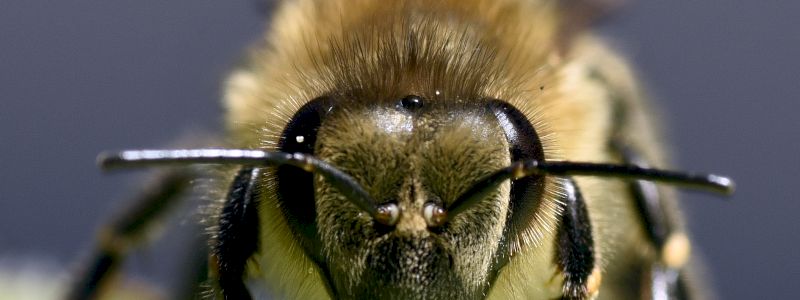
[0,1,796,298]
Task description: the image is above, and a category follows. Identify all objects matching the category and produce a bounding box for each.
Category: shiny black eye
[487,99,545,239]
[275,96,331,260]
[279,97,331,155]
[399,95,424,111]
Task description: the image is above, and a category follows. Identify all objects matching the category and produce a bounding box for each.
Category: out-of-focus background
[0,1,796,298]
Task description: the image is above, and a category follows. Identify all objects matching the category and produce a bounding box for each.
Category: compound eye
[399,95,424,111]
[275,96,332,258]
[487,99,545,240]
[280,97,331,155]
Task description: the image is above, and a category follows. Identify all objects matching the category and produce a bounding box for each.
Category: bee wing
[560,0,626,23]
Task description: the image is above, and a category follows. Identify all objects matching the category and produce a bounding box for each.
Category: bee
[67,0,733,299]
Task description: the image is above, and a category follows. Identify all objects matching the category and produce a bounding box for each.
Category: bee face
[310,98,513,298]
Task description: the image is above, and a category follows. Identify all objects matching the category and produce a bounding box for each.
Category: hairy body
[220,0,685,298]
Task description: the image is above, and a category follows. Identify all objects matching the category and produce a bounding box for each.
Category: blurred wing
[558,0,627,50]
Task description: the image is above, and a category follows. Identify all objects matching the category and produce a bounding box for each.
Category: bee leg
[176,230,211,299]
[629,171,691,270]
[615,144,694,299]
[66,170,193,300]
[619,146,675,259]
[643,264,692,300]
[555,178,601,300]
[212,167,262,300]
